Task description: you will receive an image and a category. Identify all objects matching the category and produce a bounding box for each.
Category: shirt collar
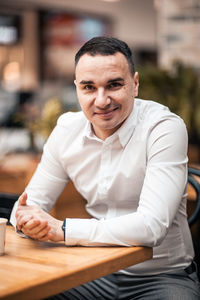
[117,102,138,147]
[82,100,138,147]
[82,120,97,144]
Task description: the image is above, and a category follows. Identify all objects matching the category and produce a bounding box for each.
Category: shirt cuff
[65,218,100,246]
[10,200,18,228]
[9,200,27,238]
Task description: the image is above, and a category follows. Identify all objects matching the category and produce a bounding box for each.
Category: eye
[84,85,96,91]
[107,82,123,90]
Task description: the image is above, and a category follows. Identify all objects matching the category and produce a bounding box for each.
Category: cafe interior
[0,0,200,298]
[0,0,158,207]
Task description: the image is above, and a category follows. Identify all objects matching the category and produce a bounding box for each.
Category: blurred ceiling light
[2,61,21,91]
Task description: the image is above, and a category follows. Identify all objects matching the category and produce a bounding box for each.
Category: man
[11,37,200,299]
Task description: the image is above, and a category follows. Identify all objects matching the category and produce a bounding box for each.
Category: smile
[94,107,119,118]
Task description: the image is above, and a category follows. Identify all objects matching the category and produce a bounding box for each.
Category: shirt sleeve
[10,123,70,227]
[64,116,188,247]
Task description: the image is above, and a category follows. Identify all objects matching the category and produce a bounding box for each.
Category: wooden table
[0,227,152,300]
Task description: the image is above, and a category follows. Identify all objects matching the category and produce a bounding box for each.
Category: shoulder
[135,98,170,119]
[46,111,87,146]
[44,111,87,157]
[57,111,86,129]
[135,98,186,128]
[134,99,188,146]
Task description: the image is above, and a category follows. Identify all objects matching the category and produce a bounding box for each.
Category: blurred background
[0,0,199,162]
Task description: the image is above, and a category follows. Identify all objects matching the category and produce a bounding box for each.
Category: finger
[25,224,50,240]
[18,192,27,206]
[28,221,48,236]
[38,233,51,242]
[17,215,33,229]
[33,225,51,240]
[22,219,41,231]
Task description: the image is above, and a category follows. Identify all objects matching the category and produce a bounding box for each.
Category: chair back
[188,167,200,227]
[0,193,18,223]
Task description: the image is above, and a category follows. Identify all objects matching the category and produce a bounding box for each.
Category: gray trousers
[47,262,200,300]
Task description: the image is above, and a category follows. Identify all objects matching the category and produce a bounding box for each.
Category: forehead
[75,53,130,80]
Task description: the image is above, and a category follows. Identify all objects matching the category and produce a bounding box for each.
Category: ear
[74,79,77,87]
[133,72,139,97]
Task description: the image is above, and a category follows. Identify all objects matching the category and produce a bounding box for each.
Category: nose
[95,88,111,109]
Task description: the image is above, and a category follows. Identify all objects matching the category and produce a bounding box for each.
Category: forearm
[64,213,159,247]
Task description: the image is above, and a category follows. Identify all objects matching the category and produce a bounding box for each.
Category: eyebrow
[79,80,94,85]
[79,77,124,85]
[107,77,124,83]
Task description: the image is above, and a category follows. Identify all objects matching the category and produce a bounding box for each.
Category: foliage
[14,97,64,151]
[138,62,200,144]
[29,97,64,139]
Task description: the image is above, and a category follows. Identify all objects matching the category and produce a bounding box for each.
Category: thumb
[18,192,28,206]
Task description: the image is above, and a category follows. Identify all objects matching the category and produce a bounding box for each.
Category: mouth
[94,107,119,118]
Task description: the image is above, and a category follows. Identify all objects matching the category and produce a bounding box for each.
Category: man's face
[74,52,139,140]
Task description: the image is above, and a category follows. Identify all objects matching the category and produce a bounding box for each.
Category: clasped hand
[16,192,64,242]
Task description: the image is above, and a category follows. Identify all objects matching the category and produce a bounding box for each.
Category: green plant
[138,62,200,145]
[29,97,64,139]
[14,97,64,151]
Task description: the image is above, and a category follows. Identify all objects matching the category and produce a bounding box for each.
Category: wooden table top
[0,226,152,300]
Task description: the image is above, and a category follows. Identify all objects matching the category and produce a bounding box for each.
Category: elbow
[146,228,167,247]
[142,217,168,247]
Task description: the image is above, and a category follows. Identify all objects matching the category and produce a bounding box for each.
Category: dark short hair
[75,36,135,76]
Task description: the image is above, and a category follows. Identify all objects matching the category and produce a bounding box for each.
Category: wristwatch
[62,219,66,240]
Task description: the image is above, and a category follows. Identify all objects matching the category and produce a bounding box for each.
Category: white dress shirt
[11,98,194,275]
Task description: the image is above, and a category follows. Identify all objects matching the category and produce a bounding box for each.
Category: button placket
[98,142,112,197]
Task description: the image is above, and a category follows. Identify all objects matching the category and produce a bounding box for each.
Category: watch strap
[62,219,66,241]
